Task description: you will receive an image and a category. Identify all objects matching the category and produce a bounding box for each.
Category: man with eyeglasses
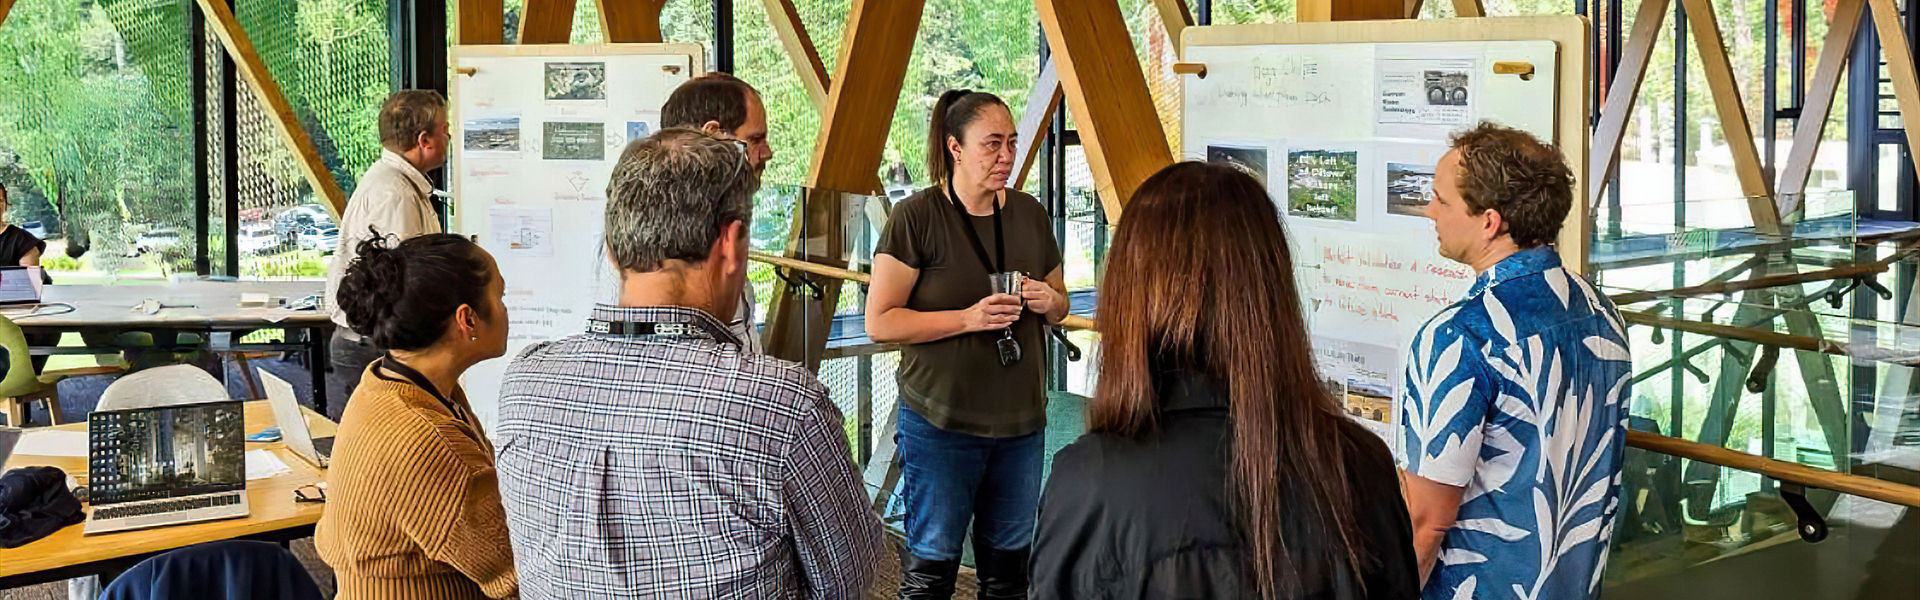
[495,129,882,599]
[661,73,773,351]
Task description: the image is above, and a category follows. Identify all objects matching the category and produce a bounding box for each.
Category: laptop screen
[88,401,245,505]
[0,266,43,304]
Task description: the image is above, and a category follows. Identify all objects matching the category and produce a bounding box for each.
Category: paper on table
[15,430,88,457]
[246,449,291,480]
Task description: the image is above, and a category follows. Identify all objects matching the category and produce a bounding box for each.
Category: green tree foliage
[0,0,192,256]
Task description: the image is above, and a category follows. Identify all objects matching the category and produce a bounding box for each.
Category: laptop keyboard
[94,494,241,521]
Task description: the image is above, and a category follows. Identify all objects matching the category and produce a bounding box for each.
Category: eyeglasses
[293,483,327,503]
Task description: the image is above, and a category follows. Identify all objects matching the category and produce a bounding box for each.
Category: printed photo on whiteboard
[1313,336,1400,438]
[1385,162,1435,217]
[463,116,520,153]
[543,122,605,161]
[544,62,606,101]
[1288,149,1358,222]
[1424,70,1470,106]
[627,121,652,144]
[489,207,554,258]
[1377,59,1474,127]
[1206,145,1269,185]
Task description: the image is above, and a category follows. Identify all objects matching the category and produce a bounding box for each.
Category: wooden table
[3,281,338,414]
[0,400,335,588]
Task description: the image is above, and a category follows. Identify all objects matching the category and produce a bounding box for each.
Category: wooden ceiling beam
[597,0,667,43]
[195,0,348,216]
[1037,0,1174,217]
[517,0,575,44]
[1678,0,1778,233]
[762,0,831,111]
[1589,0,1670,210]
[1778,0,1863,202]
[1011,57,1062,191]
[455,0,505,44]
[763,0,925,368]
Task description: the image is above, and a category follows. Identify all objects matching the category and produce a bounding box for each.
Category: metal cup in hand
[988,271,1025,366]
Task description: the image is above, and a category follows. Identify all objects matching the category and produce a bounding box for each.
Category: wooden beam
[1678,0,1779,233]
[455,0,505,44]
[1153,0,1193,45]
[1778,0,1864,201]
[1589,0,1669,210]
[763,0,926,368]
[1299,0,1415,21]
[516,0,575,44]
[1867,0,1920,193]
[1038,0,1175,218]
[1451,0,1486,17]
[195,0,348,217]
[597,0,666,43]
[1011,58,1062,191]
[0,0,16,29]
[762,0,831,111]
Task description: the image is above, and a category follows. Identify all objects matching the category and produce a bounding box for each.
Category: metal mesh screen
[232,0,391,280]
[0,0,196,279]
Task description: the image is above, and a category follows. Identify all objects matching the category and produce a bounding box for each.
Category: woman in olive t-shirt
[867,90,1066,599]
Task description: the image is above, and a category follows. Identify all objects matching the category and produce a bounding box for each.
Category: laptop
[0,266,44,305]
[84,400,249,534]
[260,369,331,468]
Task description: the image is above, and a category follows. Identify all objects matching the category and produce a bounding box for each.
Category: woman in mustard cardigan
[316,234,516,599]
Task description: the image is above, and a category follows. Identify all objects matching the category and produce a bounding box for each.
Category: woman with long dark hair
[1030,163,1418,599]
[867,90,1066,599]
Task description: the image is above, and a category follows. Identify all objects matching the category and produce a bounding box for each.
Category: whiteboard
[1182,36,1565,446]
[450,43,704,433]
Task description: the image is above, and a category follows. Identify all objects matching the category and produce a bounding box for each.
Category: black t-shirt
[0,225,50,283]
[1033,372,1420,599]
[875,186,1064,438]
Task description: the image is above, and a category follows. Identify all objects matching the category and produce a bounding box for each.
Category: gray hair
[604,127,759,273]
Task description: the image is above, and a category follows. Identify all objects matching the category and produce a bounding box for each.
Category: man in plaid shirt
[495,128,883,598]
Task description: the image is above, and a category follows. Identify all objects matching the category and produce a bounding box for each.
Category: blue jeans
[897,405,1044,561]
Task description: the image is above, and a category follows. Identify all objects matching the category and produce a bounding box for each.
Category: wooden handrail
[752,252,870,284]
[1627,430,1920,507]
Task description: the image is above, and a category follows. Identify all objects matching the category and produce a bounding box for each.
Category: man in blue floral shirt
[1400,123,1631,600]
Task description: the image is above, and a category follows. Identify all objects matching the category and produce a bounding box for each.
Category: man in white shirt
[323,90,451,419]
[660,73,773,352]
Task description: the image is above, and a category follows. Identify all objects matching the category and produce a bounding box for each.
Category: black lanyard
[588,317,729,341]
[945,179,1004,275]
[377,355,469,424]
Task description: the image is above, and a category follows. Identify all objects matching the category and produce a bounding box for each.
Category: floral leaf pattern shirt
[1400,246,1632,600]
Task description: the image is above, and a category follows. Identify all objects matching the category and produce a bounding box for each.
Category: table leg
[311,327,330,417]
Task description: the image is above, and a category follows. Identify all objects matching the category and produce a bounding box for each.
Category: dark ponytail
[337,232,493,351]
[925,89,1008,184]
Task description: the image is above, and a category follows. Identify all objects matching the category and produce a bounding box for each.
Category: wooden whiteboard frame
[1182,16,1593,273]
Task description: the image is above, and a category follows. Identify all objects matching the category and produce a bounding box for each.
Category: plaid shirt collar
[586,304,743,346]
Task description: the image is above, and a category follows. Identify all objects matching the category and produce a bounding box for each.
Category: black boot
[899,552,960,599]
[974,545,1032,600]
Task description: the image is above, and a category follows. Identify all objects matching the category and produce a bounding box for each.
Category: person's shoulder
[1004,188,1047,214]
[891,186,946,216]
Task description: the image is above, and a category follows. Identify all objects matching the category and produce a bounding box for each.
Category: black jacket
[1031,373,1419,599]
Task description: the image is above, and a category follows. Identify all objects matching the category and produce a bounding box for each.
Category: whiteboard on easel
[449,43,704,433]
[1182,18,1586,447]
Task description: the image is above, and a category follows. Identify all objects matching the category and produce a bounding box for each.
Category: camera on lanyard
[989,271,1026,367]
